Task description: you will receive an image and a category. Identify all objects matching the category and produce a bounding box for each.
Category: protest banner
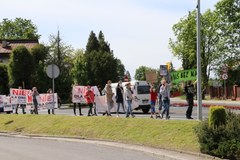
[72,86,100,103]
[145,70,158,83]
[0,95,5,109]
[170,69,197,84]
[10,88,32,104]
[4,96,13,112]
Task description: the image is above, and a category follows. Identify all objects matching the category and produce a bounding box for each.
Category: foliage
[30,44,50,93]
[195,111,240,159]
[46,31,74,102]
[0,64,9,94]
[209,106,226,127]
[134,66,153,81]
[0,18,40,39]
[8,46,34,89]
[73,30,125,87]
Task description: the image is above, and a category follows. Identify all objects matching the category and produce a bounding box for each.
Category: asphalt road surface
[0,136,163,160]
[37,105,210,120]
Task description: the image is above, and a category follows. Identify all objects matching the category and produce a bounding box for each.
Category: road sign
[46,64,60,79]
[222,64,228,73]
[222,73,228,80]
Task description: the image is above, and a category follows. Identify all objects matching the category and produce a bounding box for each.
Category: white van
[111,81,151,113]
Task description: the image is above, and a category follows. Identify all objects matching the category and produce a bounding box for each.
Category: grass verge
[0,114,200,152]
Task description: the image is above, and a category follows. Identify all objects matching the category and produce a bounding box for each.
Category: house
[0,39,39,63]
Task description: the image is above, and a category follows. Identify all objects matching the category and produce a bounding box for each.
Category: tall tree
[47,32,74,101]
[8,46,34,89]
[169,9,220,97]
[85,31,99,53]
[30,44,50,92]
[0,18,40,39]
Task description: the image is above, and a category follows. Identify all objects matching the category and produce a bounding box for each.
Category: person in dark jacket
[184,81,195,119]
[116,81,125,117]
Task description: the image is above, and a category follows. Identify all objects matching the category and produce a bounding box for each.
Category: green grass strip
[0,114,200,152]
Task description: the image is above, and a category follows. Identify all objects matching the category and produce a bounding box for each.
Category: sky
[1,0,220,78]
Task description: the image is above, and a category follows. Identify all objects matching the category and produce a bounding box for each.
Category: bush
[209,106,226,127]
[195,111,240,159]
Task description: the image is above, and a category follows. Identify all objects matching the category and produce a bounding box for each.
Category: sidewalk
[171,97,240,110]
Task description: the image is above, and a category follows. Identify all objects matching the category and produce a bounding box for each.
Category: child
[150,86,158,119]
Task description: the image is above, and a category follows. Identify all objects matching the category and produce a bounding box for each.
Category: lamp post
[197,0,202,120]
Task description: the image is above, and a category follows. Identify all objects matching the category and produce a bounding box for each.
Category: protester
[15,86,26,114]
[159,79,171,119]
[104,80,114,116]
[32,86,39,114]
[72,83,83,116]
[47,88,55,115]
[84,85,96,116]
[125,82,135,118]
[150,86,158,119]
[116,81,125,117]
[184,81,195,119]
[156,83,163,119]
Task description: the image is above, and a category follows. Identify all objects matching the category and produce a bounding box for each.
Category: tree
[71,49,88,85]
[86,31,99,53]
[72,31,125,87]
[169,9,220,98]
[47,31,74,102]
[0,18,40,39]
[169,11,197,70]
[0,64,9,94]
[215,0,240,65]
[30,44,50,92]
[134,66,153,81]
[8,46,34,89]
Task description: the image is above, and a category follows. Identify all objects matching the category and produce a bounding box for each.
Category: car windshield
[137,85,150,94]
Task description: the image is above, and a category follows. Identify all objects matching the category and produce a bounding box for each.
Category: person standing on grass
[84,85,95,116]
[32,87,39,114]
[150,86,158,119]
[159,79,171,120]
[184,81,195,119]
[104,80,114,116]
[116,81,125,117]
[125,82,135,118]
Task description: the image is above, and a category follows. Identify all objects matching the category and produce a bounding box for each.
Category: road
[0,136,163,160]
[37,105,210,120]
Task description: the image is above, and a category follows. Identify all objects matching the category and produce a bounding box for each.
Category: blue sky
[1,0,220,78]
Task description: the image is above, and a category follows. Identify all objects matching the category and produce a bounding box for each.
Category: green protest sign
[170,69,197,84]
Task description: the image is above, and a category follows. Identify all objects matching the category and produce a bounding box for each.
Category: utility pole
[197,0,202,120]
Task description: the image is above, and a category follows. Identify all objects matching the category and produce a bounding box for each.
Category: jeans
[126,100,133,117]
[117,102,125,114]
[162,98,170,118]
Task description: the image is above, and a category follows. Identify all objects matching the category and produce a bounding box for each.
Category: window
[137,86,150,94]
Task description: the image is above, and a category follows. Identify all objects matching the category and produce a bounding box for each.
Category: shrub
[195,111,240,159]
[209,106,226,127]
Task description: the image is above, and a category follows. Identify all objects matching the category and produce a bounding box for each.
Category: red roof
[0,39,39,54]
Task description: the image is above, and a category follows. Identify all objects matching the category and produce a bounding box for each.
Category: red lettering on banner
[12,89,19,95]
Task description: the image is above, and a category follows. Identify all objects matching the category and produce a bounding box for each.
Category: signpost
[221,64,228,99]
[46,64,60,109]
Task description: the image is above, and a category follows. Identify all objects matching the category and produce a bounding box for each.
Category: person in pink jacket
[84,85,95,116]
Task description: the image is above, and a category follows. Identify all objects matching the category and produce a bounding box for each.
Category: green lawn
[0,114,200,152]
